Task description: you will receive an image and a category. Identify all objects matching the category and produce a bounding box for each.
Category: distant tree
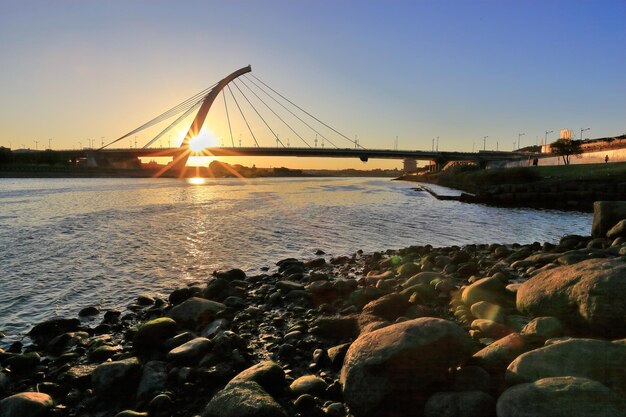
[550,139,583,165]
[0,147,12,164]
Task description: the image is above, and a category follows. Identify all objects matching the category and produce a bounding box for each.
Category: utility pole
[35,140,39,150]
[517,133,525,150]
[314,134,318,148]
[355,134,358,149]
[483,136,488,151]
[321,138,325,148]
[436,136,439,151]
[545,130,553,145]
[580,127,590,141]
[48,138,52,150]
[431,138,435,151]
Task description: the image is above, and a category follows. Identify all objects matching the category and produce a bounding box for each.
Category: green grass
[420,162,626,193]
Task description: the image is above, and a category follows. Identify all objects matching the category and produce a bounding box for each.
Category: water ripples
[0,177,591,346]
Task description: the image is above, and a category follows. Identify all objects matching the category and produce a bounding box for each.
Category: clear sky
[0,0,624,169]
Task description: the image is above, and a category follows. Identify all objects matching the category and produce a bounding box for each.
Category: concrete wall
[502,148,626,168]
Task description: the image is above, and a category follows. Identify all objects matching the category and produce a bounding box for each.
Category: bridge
[18,65,527,175]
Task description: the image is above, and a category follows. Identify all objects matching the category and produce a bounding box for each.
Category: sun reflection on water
[186,177,207,185]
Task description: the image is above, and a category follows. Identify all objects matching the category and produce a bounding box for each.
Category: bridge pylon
[169,65,252,175]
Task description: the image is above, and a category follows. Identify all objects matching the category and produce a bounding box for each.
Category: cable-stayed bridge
[19,65,526,175]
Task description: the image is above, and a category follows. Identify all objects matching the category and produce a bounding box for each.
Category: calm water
[0,177,591,346]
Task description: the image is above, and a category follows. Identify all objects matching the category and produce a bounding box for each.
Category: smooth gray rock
[92,357,141,397]
[505,338,626,396]
[497,377,623,417]
[340,317,475,417]
[229,361,285,394]
[201,381,287,417]
[167,297,226,328]
[517,258,626,337]
[137,361,168,403]
[167,337,212,364]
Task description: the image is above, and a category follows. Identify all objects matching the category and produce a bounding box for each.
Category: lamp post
[545,130,553,145]
[580,127,590,141]
[436,136,439,151]
[48,138,52,150]
[483,136,488,151]
[517,133,525,150]
[431,138,435,151]
[35,140,39,150]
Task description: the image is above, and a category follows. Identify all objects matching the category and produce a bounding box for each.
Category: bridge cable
[99,82,218,149]
[232,80,286,148]
[249,74,365,149]
[243,74,339,149]
[142,98,204,149]
[238,77,312,148]
[222,91,235,148]
[227,85,260,147]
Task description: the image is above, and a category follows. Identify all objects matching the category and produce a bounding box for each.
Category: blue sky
[0,0,624,168]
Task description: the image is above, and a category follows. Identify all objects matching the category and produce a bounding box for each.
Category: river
[0,177,591,346]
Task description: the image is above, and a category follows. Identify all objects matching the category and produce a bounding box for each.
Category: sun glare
[189,131,218,153]
[187,177,207,185]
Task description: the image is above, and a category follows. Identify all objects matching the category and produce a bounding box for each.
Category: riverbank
[1,216,625,416]
[399,162,626,211]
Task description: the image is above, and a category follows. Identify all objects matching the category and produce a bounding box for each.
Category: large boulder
[497,377,623,417]
[0,392,54,417]
[462,276,511,307]
[591,201,626,237]
[340,317,475,417]
[167,297,226,328]
[516,258,626,337]
[201,381,287,417]
[505,338,626,396]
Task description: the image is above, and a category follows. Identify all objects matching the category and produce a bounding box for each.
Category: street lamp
[35,140,39,150]
[48,138,52,150]
[436,136,439,151]
[580,127,590,141]
[545,130,553,145]
[431,138,435,151]
[517,133,525,150]
[483,136,488,151]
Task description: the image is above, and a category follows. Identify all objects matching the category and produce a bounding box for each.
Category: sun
[188,130,218,153]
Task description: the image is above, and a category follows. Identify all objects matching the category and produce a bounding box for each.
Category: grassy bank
[407,162,626,193]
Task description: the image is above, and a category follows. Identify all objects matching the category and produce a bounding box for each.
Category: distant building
[403,158,417,173]
[560,129,573,140]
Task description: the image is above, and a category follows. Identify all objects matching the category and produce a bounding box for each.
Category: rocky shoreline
[1,215,626,416]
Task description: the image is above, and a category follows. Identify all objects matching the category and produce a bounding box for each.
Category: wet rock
[167,297,226,328]
[168,287,196,305]
[79,306,100,316]
[137,361,168,404]
[516,258,626,337]
[28,318,81,346]
[0,392,54,417]
[340,317,475,417]
[505,338,626,396]
[215,268,247,281]
[136,295,155,305]
[89,345,122,362]
[5,352,40,374]
[290,375,328,396]
[230,361,285,394]
[304,258,326,268]
[167,337,212,364]
[201,380,287,417]
[497,377,623,417]
[424,391,496,417]
[92,357,141,398]
[133,317,178,354]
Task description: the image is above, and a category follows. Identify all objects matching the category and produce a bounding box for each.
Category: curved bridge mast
[171,65,252,171]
